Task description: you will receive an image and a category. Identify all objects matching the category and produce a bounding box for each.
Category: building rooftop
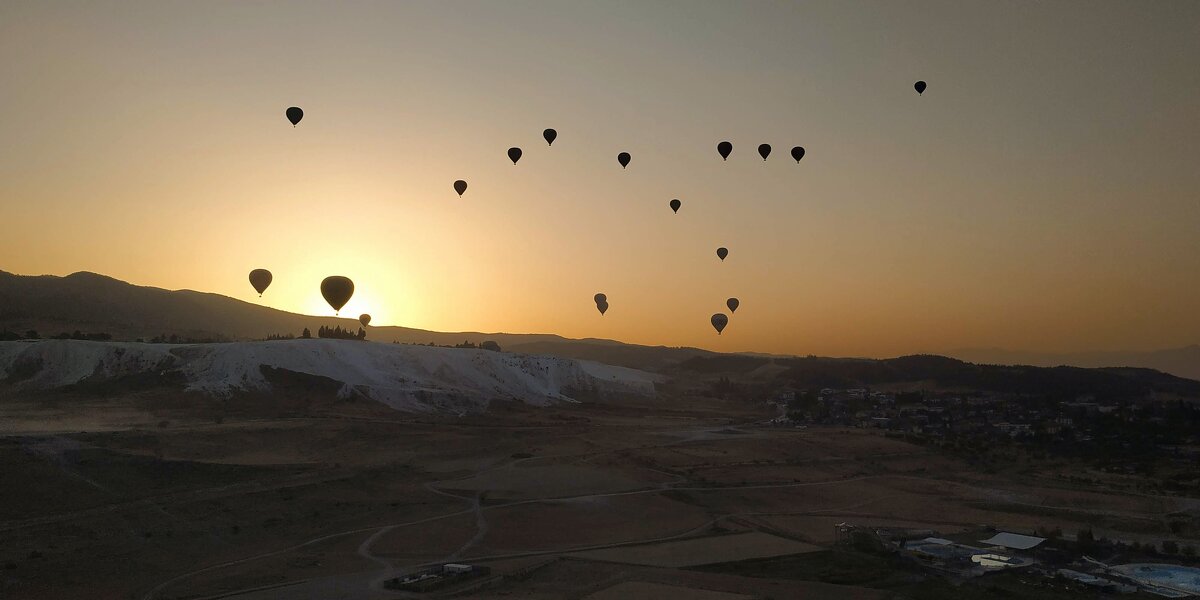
[979,532,1046,550]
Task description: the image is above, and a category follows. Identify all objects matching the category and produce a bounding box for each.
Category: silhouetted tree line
[263,333,296,340]
[147,333,224,344]
[394,340,502,352]
[318,325,365,340]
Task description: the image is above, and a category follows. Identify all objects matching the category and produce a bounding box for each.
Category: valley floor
[0,386,1193,599]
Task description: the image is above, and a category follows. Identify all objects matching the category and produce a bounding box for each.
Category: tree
[1077,528,1095,553]
[301,328,311,339]
[24,330,39,339]
[1162,540,1179,555]
[481,340,501,352]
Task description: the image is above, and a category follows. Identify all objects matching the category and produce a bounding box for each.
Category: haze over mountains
[2,270,1197,380]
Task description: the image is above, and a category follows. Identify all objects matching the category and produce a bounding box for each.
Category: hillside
[0,339,659,413]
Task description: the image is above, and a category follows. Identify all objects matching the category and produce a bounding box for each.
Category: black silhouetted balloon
[453,180,468,197]
[617,152,631,169]
[711,313,728,335]
[248,269,272,297]
[543,129,557,146]
[758,144,772,161]
[285,107,303,127]
[670,199,681,213]
[716,247,728,261]
[791,146,806,163]
[727,298,739,313]
[596,300,609,315]
[320,276,355,315]
[717,141,732,161]
[915,80,927,95]
[594,293,607,304]
[508,147,522,164]
[359,314,371,327]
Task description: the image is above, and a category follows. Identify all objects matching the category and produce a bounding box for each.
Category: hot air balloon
[508,147,522,165]
[711,313,728,335]
[248,269,272,297]
[716,247,728,261]
[594,293,607,304]
[790,146,806,163]
[453,180,468,197]
[914,80,927,95]
[726,298,739,313]
[320,276,354,315]
[359,314,371,327]
[717,141,732,161]
[670,199,681,213]
[596,300,609,315]
[543,128,557,146]
[617,152,631,169]
[758,144,772,161]
[285,107,303,127]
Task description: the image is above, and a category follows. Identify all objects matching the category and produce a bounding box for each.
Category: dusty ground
[1,385,1196,599]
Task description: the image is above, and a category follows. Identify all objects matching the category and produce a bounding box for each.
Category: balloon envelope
[359,314,371,327]
[617,152,631,168]
[596,301,609,315]
[670,199,681,213]
[248,269,272,296]
[716,247,728,261]
[543,128,557,146]
[453,180,468,196]
[508,147,522,164]
[758,144,772,160]
[320,276,355,314]
[726,298,739,313]
[285,107,303,127]
[791,146,805,163]
[717,141,732,160]
[711,313,728,334]
[914,80,927,95]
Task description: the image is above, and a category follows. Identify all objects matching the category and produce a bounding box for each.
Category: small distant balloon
[248,269,272,297]
[359,314,371,327]
[285,107,303,127]
[617,152,631,169]
[508,147,523,165]
[758,144,772,161]
[791,146,806,163]
[726,298,739,313]
[717,141,732,161]
[914,80,927,95]
[596,300,609,315]
[711,313,728,335]
[594,293,607,304]
[453,180,468,197]
[716,247,728,261]
[320,276,355,315]
[543,128,557,146]
[670,199,681,213]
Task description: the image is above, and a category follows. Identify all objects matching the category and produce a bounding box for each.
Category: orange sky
[2,1,1198,356]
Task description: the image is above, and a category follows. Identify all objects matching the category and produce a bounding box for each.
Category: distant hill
[0,270,596,349]
[678,353,1200,398]
[950,346,1200,383]
[2,271,1197,384]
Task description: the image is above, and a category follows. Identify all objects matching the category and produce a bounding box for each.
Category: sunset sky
[2,1,1198,357]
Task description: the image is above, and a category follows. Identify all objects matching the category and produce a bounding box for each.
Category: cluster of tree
[263,333,296,340]
[1067,527,1197,560]
[396,340,502,352]
[145,334,225,343]
[318,325,365,340]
